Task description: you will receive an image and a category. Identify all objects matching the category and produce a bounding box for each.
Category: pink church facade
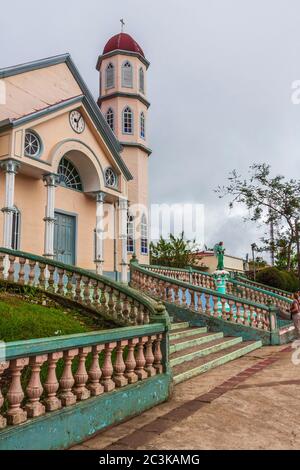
[0,32,151,281]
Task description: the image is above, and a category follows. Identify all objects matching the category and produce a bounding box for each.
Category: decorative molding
[96,50,150,71]
[120,141,152,156]
[1,206,16,213]
[96,191,106,203]
[0,96,83,132]
[0,159,20,174]
[43,173,60,187]
[98,92,150,109]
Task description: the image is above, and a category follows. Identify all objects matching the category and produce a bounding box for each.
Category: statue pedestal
[213,270,230,312]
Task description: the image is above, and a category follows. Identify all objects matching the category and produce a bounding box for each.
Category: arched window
[140,112,145,139]
[58,157,83,191]
[105,63,115,89]
[123,106,133,134]
[139,67,145,93]
[122,61,133,88]
[11,207,21,250]
[127,213,135,253]
[106,108,114,131]
[141,214,148,255]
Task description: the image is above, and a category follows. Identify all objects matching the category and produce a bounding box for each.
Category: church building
[0,32,151,281]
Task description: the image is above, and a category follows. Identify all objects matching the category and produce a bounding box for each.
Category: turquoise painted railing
[0,248,168,327]
[0,323,171,449]
[143,264,292,314]
[226,278,292,313]
[131,261,278,333]
[235,275,292,298]
[141,265,215,289]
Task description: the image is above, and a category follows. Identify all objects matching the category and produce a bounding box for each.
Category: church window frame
[127,212,135,253]
[139,67,145,93]
[141,213,148,255]
[122,106,133,134]
[104,167,117,188]
[106,107,114,132]
[57,156,83,192]
[140,112,146,139]
[105,62,115,89]
[122,60,133,88]
[24,130,42,158]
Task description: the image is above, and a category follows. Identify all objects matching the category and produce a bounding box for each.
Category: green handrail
[142,263,291,305]
[131,261,274,311]
[0,247,167,325]
[5,323,165,360]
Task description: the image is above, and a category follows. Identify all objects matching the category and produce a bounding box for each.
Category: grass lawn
[0,292,98,342]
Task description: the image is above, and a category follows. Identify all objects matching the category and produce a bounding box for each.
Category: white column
[95,191,106,275]
[43,174,59,258]
[1,160,20,248]
[119,197,128,283]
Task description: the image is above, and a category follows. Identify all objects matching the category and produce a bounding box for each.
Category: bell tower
[97,30,151,261]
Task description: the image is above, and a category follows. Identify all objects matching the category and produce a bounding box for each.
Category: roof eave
[96,50,150,70]
[0,53,133,182]
[0,53,71,79]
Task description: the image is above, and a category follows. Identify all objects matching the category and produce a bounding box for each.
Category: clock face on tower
[69,110,85,133]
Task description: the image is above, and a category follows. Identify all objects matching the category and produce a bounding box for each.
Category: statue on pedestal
[213,241,225,271]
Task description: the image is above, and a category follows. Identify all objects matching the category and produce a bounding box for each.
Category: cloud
[2,0,299,259]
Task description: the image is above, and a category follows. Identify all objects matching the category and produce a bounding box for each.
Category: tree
[216,163,300,283]
[150,232,198,268]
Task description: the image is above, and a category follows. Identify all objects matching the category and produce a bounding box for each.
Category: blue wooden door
[54,212,76,265]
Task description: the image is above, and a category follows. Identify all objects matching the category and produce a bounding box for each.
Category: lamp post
[251,243,257,281]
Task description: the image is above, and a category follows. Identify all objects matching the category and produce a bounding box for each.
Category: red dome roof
[103,33,145,57]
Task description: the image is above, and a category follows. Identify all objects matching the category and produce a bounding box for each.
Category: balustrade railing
[142,264,292,314]
[235,275,292,298]
[225,278,291,314]
[131,262,278,332]
[0,248,163,326]
[141,265,216,289]
[0,324,166,429]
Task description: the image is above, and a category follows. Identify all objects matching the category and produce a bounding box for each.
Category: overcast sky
[2,0,300,259]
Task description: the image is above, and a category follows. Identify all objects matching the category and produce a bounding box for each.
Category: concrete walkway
[72,344,300,450]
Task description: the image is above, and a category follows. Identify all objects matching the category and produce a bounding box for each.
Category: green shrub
[256,267,287,291]
[281,271,299,292]
[256,267,299,292]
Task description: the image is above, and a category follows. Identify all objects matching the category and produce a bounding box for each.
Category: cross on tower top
[120,18,125,32]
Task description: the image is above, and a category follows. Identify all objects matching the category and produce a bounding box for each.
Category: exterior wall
[99,53,150,265]
[0,54,150,276]
[0,172,45,256]
[0,63,82,121]
[0,82,130,274]
[101,97,148,147]
[6,105,127,196]
[196,254,245,274]
[100,55,147,98]
[0,172,117,271]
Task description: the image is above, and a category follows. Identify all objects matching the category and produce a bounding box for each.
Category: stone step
[170,322,190,331]
[170,331,224,354]
[170,336,243,367]
[169,327,207,342]
[173,340,262,384]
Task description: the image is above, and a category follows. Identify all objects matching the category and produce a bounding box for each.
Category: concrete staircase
[170,321,262,384]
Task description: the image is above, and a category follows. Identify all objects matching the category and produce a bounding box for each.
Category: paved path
[72,344,300,450]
